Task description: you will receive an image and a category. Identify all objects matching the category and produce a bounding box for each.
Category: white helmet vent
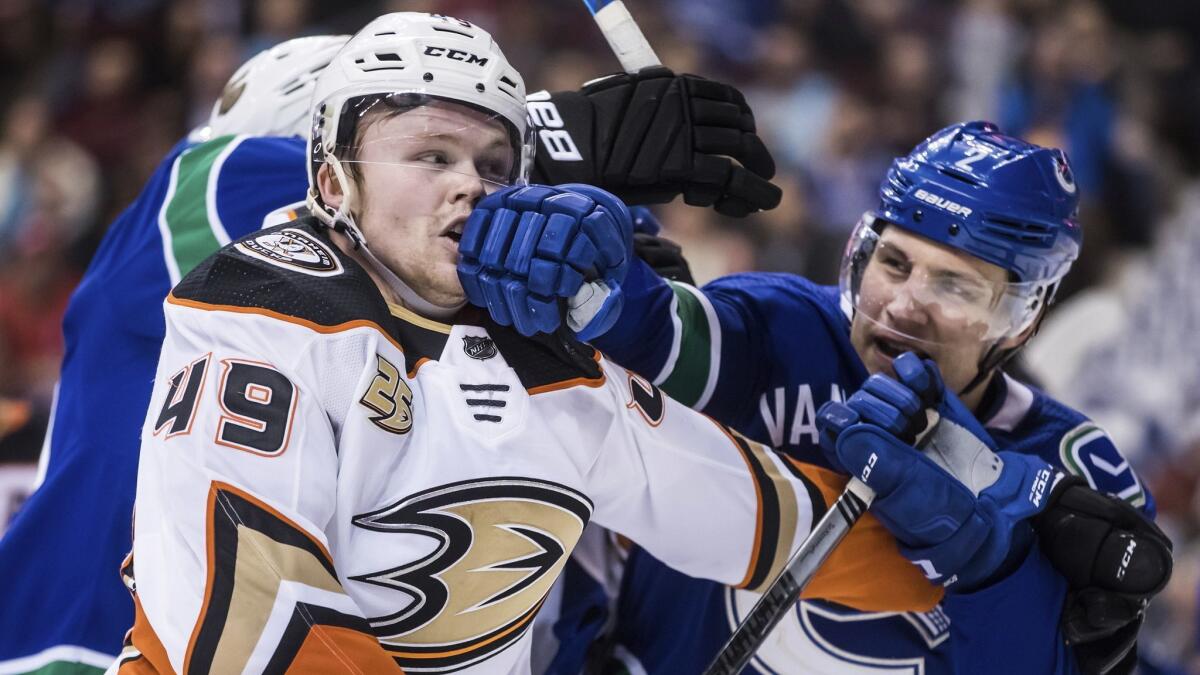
[280,79,306,96]
[497,75,520,101]
[431,25,473,37]
[353,52,407,73]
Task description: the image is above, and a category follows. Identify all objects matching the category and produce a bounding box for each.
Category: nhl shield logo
[462,335,497,360]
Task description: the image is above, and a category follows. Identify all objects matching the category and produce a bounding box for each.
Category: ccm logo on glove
[1115,539,1137,581]
[1029,467,1053,508]
[861,452,878,483]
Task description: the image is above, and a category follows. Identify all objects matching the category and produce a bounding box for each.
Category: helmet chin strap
[960,296,1053,401]
[310,158,466,320]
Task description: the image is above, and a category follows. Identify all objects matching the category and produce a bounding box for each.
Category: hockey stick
[562,0,660,332]
[579,0,661,72]
[703,478,876,675]
[704,412,1004,675]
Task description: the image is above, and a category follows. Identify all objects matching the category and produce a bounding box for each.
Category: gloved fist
[457,183,633,339]
[1032,476,1172,674]
[528,66,782,216]
[817,353,1063,590]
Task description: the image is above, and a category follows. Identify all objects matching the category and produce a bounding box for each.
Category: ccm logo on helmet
[913,189,973,218]
[423,45,489,66]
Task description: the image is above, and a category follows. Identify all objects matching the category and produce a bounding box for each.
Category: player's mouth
[871,334,932,362]
[441,216,467,245]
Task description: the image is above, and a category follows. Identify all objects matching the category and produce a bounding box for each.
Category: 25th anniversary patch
[235,228,343,277]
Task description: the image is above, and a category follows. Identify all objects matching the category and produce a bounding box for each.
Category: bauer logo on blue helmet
[913,189,973,218]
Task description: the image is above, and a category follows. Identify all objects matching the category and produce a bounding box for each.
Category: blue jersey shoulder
[992,381,1153,515]
[0,133,308,670]
[699,273,867,453]
[212,135,308,242]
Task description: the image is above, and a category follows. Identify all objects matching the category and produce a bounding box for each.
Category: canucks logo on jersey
[1059,422,1145,507]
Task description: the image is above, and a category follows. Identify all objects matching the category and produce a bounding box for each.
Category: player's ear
[317,163,344,210]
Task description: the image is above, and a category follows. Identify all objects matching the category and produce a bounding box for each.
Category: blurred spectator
[742,25,837,170]
[57,37,145,171]
[999,0,1117,196]
[185,34,242,129]
[946,0,1024,122]
[802,91,890,236]
[245,0,314,56]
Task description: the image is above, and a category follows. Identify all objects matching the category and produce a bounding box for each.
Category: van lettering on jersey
[759,383,847,447]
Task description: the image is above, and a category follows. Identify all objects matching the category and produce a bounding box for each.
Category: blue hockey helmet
[875,120,1081,285]
[842,121,1083,341]
[840,122,1084,391]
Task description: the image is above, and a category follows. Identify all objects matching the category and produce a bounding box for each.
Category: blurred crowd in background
[0,0,1197,671]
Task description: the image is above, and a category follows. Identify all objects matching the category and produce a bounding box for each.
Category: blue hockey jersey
[0,135,307,674]
[578,259,1153,675]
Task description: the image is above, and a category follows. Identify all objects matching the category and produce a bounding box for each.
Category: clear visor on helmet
[839,213,1051,350]
[335,92,533,195]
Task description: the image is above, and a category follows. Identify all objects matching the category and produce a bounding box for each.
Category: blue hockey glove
[630,206,662,236]
[457,183,634,338]
[817,353,1066,590]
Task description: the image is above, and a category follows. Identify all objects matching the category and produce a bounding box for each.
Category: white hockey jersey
[120,218,828,674]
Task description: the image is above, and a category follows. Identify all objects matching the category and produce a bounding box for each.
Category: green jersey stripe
[163,135,239,279]
[0,645,112,675]
[651,291,684,386]
[21,662,105,675]
[155,154,185,286]
[658,282,722,409]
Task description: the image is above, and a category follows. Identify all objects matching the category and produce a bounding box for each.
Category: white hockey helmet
[306,12,532,232]
[201,35,350,140]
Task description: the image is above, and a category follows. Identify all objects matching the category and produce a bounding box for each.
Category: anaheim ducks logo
[350,477,592,672]
[235,228,343,277]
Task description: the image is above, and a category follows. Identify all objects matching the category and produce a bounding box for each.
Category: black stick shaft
[703,479,875,675]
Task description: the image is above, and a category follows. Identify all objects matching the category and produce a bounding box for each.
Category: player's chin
[439,233,461,257]
[431,267,467,305]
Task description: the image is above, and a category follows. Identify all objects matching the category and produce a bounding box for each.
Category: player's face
[348,102,515,308]
[849,227,1011,397]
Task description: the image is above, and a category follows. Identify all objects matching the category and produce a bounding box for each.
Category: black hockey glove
[1031,476,1173,674]
[529,66,782,217]
[633,233,695,285]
